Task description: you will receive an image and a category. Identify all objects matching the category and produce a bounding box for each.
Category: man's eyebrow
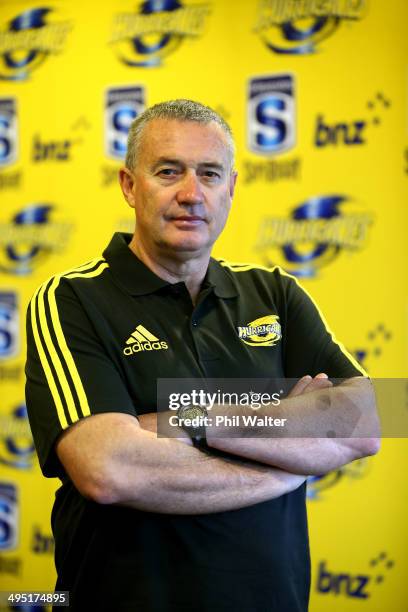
[151,158,183,170]
[199,162,225,171]
[151,158,226,171]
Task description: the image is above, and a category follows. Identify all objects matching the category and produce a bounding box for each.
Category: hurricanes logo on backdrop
[255,195,373,278]
[254,0,367,55]
[110,0,210,68]
[0,404,35,470]
[0,205,73,275]
[237,315,282,347]
[307,458,369,500]
[124,324,168,355]
[0,8,72,81]
[105,86,146,160]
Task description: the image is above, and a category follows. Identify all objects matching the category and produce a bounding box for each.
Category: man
[25,99,380,611]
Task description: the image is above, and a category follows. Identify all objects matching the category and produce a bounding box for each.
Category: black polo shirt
[25,232,362,612]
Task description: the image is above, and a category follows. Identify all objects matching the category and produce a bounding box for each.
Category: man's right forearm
[57,413,306,515]
[112,431,306,514]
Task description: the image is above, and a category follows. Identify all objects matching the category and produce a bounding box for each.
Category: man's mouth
[170,215,207,227]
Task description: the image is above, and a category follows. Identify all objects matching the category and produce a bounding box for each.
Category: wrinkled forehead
[139,118,232,167]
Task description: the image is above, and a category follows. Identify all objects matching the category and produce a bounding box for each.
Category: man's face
[121,118,237,259]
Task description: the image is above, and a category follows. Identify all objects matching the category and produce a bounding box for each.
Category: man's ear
[118,167,136,208]
[229,171,238,199]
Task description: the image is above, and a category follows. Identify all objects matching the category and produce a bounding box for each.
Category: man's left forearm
[206,378,381,476]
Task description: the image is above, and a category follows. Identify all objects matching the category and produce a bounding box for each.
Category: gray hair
[125,99,235,170]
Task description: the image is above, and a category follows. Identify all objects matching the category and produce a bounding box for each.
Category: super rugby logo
[254,0,367,55]
[248,74,296,156]
[0,8,72,81]
[0,483,18,550]
[0,98,18,166]
[0,205,73,275]
[0,292,19,359]
[238,315,282,347]
[105,86,146,160]
[110,0,210,67]
[255,195,373,277]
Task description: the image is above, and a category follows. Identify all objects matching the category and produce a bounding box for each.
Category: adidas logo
[123,325,168,356]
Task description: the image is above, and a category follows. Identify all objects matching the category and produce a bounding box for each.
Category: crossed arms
[56,374,380,515]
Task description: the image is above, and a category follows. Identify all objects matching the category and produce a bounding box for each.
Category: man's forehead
[141,118,230,160]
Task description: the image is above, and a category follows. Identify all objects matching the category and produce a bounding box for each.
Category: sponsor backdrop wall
[0,0,407,610]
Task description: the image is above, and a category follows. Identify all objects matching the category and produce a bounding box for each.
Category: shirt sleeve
[281,274,366,379]
[25,276,137,478]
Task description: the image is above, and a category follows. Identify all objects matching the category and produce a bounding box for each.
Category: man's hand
[138,413,158,433]
[206,375,380,476]
[288,373,333,397]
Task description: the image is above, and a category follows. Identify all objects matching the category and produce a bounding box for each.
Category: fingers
[304,377,333,394]
[288,373,333,397]
[288,375,313,397]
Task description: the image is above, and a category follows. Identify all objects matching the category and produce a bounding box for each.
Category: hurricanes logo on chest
[124,324,168,356]
[237,315,282,347]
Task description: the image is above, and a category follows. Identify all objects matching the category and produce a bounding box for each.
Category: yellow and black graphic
[0,7,72,81]
[0,0,406,606]
[110,0,210,68]
[237,315,282,347]
[254,0,367,55]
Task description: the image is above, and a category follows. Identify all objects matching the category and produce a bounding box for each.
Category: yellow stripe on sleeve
[33,258,108,427]
[47,262,110,419]
[30,287,69,429]
[37,279,80,423]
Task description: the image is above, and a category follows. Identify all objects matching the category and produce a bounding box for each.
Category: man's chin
[160,238,212,257]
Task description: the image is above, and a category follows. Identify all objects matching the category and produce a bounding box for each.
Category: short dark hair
[125,99,235,170]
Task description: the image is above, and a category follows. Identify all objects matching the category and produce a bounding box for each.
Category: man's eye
[204,171,220,179]
[158,168,177,176]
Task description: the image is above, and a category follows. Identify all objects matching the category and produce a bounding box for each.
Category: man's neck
[128,236,210,305]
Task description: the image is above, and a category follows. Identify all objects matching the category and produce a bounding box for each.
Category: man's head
[119,99,237,263]
[125,99,235,171]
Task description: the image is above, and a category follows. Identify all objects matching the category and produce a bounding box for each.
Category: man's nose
[175,172,204,205]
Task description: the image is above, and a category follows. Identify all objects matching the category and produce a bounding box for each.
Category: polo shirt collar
[206,258,238,298]
[103,232,238,298]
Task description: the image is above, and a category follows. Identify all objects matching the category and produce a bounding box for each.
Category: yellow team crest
[237,315,282,347]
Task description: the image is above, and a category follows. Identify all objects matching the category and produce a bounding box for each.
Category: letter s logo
[256,97,287,148]
[111,104,137,157]
[248,75,296,156]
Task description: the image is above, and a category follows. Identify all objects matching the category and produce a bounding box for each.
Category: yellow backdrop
[0,0,407,610]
